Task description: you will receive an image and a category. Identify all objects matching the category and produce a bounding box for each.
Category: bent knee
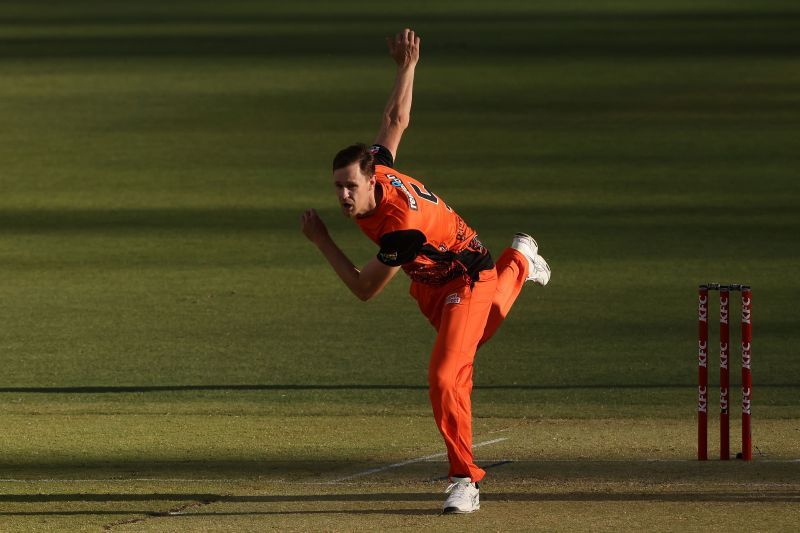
[428,362,474,392]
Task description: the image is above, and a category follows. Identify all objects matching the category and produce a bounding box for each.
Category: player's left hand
[301,208,330,245]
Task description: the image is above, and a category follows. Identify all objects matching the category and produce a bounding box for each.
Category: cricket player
[300,29,550,514]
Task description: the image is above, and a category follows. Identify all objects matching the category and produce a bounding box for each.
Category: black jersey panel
[377,229,426,266]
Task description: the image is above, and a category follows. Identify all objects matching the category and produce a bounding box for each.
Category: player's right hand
[387,28,420,68]
[301,208,330,245]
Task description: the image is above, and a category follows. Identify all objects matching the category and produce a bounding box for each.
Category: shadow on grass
[1,205,798,234]
[1,510,439,517]
[2,459,798,484]
[0,490,798,510]
[2,9,800,61]
[2,459,798,519]
[1,383,797,394]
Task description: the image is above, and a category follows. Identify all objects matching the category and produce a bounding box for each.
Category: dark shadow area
[2,459,798,483]
[0,207,277,234]
[2,33,796,61]
[0,508,441,516]
[0,493,434,502]
[1,509,438,517]
[0,511,153,516]
[0,383,796,393]
[1,490,798,509]
[0,205,797,234]
[3,11,799,26]
[0,9,799,60]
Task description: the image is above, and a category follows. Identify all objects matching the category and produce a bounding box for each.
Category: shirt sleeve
[369,144,394,168]
[377,229,425,266]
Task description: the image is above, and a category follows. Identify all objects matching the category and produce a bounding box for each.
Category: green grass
[1,0,799,530]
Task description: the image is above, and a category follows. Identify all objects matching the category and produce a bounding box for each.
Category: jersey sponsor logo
[387,174,418,211]
[445,293,461,305]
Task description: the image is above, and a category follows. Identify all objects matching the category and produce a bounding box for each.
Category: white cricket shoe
[529,254,551,286]
[511,233,551,285]
[443,477,480,514]
[511,232,538,259]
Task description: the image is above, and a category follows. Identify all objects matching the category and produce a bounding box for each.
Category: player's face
[333,163,376,218]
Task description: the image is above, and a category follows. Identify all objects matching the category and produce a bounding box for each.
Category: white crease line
[326,437,509,484]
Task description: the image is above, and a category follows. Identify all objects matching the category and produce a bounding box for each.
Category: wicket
[697,283,752,461]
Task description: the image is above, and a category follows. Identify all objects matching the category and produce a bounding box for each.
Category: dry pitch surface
[2,416,799,531]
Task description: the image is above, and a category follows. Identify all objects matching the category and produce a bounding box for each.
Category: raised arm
[374,28,420,162]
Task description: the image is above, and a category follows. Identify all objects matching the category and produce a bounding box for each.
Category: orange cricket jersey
[356,145,493,286]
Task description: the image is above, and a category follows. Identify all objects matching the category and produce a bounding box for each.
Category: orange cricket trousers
[409,248,529,482]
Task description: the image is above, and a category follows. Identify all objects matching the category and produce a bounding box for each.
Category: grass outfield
[1,0,799,530]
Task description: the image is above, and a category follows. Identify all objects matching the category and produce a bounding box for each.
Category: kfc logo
[698,386,708,413]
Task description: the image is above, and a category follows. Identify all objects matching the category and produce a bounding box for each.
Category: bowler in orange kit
[300,29,550,514]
